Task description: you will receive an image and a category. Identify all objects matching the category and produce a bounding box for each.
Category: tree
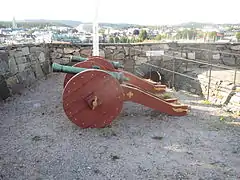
[120,36,128,43]
[114,36,120,43]
[236,32,240,42]
[139,29,148,42]
[155,34,162,41]
[208,31,217,41]
[98,29,105,34]
[133,29,140,35]
[109,36,114,43]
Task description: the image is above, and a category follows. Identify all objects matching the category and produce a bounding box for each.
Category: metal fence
[132,45,240,101]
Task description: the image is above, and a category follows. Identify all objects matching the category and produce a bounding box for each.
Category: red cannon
[64,56,167,94]
[52,63,190,129]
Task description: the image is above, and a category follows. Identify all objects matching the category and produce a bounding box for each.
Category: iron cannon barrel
[70,55,124,69]
[52,63,128,82]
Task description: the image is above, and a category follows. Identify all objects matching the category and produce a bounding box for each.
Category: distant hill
[174,22,240,28]
[24,20,138,29]
[174,22,216,28]
[24,19,82,27]
[0,20,72,29]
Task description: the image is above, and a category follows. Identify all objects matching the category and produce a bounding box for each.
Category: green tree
[120,36,128,43]
[208,31,217,41]
[236,32,240,41]
[155,34,162,41]
[114,36,120,43]
[109,36,114,43]
[139,29,148,42]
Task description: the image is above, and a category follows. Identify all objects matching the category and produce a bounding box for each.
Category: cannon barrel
[52,63,129,82]
[70,55,124,69]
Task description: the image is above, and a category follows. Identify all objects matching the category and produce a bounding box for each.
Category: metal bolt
[73,82,75,85]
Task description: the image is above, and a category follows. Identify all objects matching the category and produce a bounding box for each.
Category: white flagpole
[92,0,100,56]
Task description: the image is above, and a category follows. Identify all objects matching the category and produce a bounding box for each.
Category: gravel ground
[0,73,240,180]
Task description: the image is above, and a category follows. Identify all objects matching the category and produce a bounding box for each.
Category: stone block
[17,69,36,87]
[80,49,92,56]
[150,44,160,51]
[38,52,46,63]
[0,75,10,100]
[124,46,130,56]
[213,54,220,60]
[73,51,81,56]
[142,45,151,52]
[162,55,173,61]
[159,43,170,50]
[53,58,70,65]
[181,52,187,58]
[41,61,51,75]
[0,53,9,74]
[99,49,105,57]
[50,52,62,59]
[8,56,18,75]
[29,54,38,62]
[8,49,16,57]
[113,52,125,60]
[18,63,30,72]
[30,46,45,53]
[64,48,75,54]
[56,48,64,53]
[15,56,27,64]
[14,51,24,58]
[187,52,195,59]
[135,56,148,65]
[6,75,19,88]
[105,46,116,50]
[34,62,45,78]
[230,45,240,51]
[21,47,30,56]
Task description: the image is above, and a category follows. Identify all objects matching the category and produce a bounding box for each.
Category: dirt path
[0,73,239,180]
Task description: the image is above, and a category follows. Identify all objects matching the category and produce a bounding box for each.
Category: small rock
[110,154,120,161]
[32,136,41,142]
[151,136,163,140]
[33,103,41,108]
[93,169,100,174]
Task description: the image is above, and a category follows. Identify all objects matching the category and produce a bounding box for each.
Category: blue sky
[1,0,240,25]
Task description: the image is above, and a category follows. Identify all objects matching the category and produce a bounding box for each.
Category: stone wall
[0,42,239,108]
[49,42,240,72]
[0,44,51,100]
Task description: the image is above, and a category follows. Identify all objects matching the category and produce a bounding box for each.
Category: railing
[132,45,240,102]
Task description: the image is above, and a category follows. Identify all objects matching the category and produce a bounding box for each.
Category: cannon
[52,63,190,129]
[64,56,167,94]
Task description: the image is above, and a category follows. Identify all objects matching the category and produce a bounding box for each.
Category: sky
[1,0,240,25]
